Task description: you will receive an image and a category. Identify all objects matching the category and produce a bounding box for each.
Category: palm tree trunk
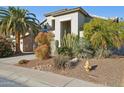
[15,31,21,54]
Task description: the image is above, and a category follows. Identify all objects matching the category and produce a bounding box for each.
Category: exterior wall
[78,12,91,31]
[78,12,86,31]
[54,12,78,44]
[46,16,55,26]
[44,12,91,45]
[20,39,23,52]
[46,16,55,31]
[78,12,92,37]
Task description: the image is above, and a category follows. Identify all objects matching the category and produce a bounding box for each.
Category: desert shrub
[55,40,59,49]
[35,32,54,46]
[58,34,79,58]
[57,47,73,57]
[54,55,70,69]
[75,38,95,58]
[18,59,29,64]
[35,44,49,60]
[61,33,79,50]
[0,36,13,58]
[55,40,59,54]
[35,32,54,60]
[83,18,124,58]
[57,33,95,58]
[95,48,112,58]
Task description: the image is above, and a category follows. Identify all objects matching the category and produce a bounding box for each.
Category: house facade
[41,7,93,44]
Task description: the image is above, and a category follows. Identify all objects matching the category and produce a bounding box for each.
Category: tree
[0,7,41,53]
[83,18,124,58]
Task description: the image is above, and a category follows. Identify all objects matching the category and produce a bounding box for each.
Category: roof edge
[44,7,92,18]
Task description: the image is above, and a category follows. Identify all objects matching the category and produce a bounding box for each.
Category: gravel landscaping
[16,56,124,87]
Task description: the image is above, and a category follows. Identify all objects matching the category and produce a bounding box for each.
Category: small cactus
[55,40,59,49]
[84,60,91,72]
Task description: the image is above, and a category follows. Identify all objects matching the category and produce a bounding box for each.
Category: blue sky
[14,6,124,22]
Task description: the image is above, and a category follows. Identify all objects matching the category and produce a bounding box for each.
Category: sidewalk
[0,55,104,87]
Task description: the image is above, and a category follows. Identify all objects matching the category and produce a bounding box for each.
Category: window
[52,19,55,30]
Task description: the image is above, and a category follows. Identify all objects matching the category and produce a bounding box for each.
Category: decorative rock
[65,58,79,68]
[48,64,52,67]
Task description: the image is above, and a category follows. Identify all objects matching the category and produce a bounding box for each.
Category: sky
[10,6,124,22]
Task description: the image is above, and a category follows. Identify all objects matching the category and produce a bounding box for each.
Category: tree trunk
[15,31,21,54]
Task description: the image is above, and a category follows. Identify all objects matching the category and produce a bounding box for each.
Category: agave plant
[61,33,79,51]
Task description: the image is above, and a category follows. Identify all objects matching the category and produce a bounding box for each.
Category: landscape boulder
[65,58,79,68]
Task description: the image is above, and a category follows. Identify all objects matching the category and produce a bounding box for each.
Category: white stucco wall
[54,12,78,43]
[46,16,55,26]
[20,39,23,52]
[44,12,92,44]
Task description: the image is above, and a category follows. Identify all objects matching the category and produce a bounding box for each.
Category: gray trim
[44,7,92,18]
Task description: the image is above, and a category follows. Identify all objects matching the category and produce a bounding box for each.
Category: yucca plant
[61,33,79,50]
[60,33,79,57]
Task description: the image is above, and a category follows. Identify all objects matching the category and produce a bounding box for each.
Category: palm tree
[0,7,41,53]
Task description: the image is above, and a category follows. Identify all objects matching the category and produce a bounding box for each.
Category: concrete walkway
[0,76,26,87]
[0,55,104,87]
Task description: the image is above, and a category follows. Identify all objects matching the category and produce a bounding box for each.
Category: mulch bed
[16,57,124,86]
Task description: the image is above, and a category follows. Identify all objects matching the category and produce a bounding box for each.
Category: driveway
[0,54,35,65]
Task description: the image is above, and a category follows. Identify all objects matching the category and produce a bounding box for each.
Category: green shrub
[83,18,124,58]
[76,38,95,58]
[58,34,79,57]
[18,59,29,64]
[57,47,73,57]
[57,34,95,58]
[55,40,59,49]
[54,55,70,69]
[95,48,112,58]
[61,33,79,50]
[55,40,59,54]
[0,36,13,58]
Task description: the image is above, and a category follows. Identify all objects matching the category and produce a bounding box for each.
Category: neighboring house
[10,33,35,52]
[20,34,35,52]
[41,7,93,44]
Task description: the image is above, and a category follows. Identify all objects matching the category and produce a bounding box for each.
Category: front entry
[60,20,71,40]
